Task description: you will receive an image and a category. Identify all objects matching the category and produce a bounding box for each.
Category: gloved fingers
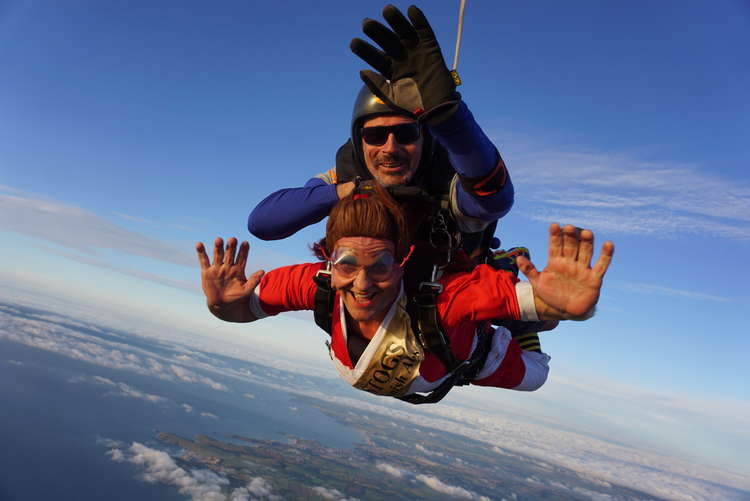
[350,38,392,77]
[407,5,439,44]
[382,4,418,46]
[362,18,405,59]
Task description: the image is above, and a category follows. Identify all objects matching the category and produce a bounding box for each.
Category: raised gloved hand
[350,4,460,124]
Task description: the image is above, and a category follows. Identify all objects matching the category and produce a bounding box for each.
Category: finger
[362,18,405,59]
[236,241,250,269]
[578,229,594,268]
[212,237,224,267]
[195,242,210,270]
[383,4,418,45]
[592,241,615,278]
[562,224,580,260]
[245,270,265,292]
[407,5,438,43]
[517,255,539,282]
[547,223,562,260]
[224,237,238,266]
[350,38,392,77]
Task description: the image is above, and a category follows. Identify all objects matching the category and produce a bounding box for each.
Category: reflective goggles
[361,123,421,146]
[330,245,414,281]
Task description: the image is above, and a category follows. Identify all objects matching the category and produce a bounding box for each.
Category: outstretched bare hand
[195,237,264,322]
[517,224,614,320]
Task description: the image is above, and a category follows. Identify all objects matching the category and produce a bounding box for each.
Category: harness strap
[407,282,459,373]
[398,326,493,405]
[312,269,335,334]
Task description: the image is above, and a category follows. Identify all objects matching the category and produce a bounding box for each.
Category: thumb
[516,256,539,282]
[359,70,401,111]
[244,270,265,293]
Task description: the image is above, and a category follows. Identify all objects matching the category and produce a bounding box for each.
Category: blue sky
[1,0,749,475]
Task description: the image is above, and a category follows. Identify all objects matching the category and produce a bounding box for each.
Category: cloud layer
[4,301,748,501]
[508,149,750,240]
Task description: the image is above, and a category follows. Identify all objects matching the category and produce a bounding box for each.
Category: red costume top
[248,262,550,397]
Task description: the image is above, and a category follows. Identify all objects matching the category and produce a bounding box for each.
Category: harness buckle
[417,281,443,295]
[313,267,332,281]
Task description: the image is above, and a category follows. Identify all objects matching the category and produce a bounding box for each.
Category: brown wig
[312,182,410,261]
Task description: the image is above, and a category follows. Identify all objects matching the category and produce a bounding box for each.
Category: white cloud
[33,243,198,293]
[415,474,474,499]
[7,359,24,366]
[0,308,233,395]
[72,374,167,403]
[375,461,404,478]
[200,412,218,419]
[507,149,750,240]
[92,375,116,386]
[244,477,280,500]
[112,382,167,403]
[182,403,194,413]
[169,364,228,391]
[112,212,153,224]
[127,442,228,501]
[0,189,195,266]
[414,444,444,457]
[228,488,250,501]
[311,485,361,501]
[615,282,732,302]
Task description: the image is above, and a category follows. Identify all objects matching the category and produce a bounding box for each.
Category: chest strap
[406,281,459,373]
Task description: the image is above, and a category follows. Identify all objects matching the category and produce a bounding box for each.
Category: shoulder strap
[406,281,459,374]
[312,269,335,334]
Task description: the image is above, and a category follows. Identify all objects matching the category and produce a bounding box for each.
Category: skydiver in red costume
[196,186,614,403]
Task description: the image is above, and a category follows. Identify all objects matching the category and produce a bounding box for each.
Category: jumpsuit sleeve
[438,264,538,326]
[428,101,514,223]
[248,263,323,319]
[247,177,339,240]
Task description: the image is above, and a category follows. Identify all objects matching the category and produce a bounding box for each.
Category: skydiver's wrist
[208,299,257,323]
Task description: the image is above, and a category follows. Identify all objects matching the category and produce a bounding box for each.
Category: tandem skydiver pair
[197,4,615,403]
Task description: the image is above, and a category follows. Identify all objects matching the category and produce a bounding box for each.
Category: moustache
[375,153,411,166]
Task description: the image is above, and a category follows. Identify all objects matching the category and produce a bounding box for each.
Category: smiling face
[330,236,403,326]
[361,115,423,187]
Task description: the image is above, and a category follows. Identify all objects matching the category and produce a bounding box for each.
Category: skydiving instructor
[248,4,513,244]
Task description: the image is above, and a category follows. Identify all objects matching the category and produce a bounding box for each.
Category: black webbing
[406,283,459,374]
[398,327,493,405]
[312,270,335,334]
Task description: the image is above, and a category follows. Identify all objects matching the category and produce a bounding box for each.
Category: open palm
[196,237,264,319]
[518,224,614,319]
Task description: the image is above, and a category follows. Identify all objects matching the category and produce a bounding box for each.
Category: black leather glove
[350,4,460,124]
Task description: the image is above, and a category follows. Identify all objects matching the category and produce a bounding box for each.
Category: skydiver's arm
[428,101,514,221]
[441,224,614,323]
[196,237,319,322]
[247,177,339,240]
[196,238,264,323]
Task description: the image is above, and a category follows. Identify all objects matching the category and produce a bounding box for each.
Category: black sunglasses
[361,123,421,146]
